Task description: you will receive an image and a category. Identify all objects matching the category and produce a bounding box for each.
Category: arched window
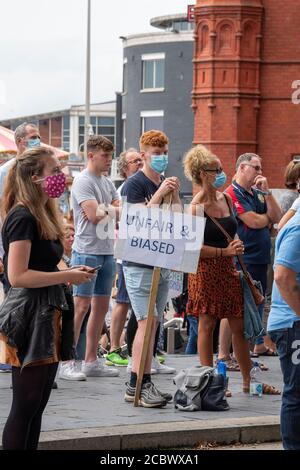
[200,25,209,53]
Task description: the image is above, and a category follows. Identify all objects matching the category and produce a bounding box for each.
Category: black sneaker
[140,382,167,408]
[151,384,173,402]
[124,382,172,403]
[124,382,167,408]
[124,383,136,402]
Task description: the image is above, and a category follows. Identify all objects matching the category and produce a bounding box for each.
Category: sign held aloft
[115,204,205,273]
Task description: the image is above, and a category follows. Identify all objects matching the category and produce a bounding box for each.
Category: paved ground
[0,354,282,447]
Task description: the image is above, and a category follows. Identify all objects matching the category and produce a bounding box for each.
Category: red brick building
[192,0,300,187]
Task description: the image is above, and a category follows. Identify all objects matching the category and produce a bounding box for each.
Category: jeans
[268,321,300,450]
[185,315,198,354]
[245,264,268,346]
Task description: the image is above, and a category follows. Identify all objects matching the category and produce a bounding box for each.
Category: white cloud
[0,0,191,119]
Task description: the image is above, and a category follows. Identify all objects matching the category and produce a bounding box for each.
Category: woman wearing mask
[184,145,280,395]
[0,147,95,450]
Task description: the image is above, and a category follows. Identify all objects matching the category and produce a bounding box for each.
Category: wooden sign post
[134,266,161,406]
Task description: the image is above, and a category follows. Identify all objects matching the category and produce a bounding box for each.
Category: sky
[0,0,192,120]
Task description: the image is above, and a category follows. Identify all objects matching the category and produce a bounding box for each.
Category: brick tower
[193,0,300,187]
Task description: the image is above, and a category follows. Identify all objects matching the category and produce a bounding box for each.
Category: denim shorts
[116,263,130,304]
[123,265,170,321]
[71,251,116,297]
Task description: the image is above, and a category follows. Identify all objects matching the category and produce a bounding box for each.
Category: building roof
[0,101,116,126]
[150,13,188,30]
[121,30,193,48]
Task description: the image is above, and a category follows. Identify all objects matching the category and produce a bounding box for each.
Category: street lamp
[84,0,91,162]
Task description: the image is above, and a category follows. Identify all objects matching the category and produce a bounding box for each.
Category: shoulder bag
[206,202,265,306]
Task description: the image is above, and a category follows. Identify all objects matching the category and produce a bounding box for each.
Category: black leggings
[126,311,160,357]
[2,362,58,450]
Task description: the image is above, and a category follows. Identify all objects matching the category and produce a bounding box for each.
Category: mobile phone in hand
[87,264,102,273]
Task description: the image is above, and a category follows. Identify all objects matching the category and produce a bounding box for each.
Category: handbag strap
[205,195,250,280]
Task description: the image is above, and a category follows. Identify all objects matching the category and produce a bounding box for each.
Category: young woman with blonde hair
[184,145,280,396]
[0,147,94,449]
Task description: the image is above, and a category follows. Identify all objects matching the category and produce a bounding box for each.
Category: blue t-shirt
[226,180,271,264]
[267,209,300,331]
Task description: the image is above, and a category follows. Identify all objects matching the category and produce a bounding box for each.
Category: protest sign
[115,204,205,274]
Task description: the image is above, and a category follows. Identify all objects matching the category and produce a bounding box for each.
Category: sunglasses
[202,167,223,174]
[128,158,142,164]
[244,163,263,172]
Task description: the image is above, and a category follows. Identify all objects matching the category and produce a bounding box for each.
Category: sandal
[262,383,281,395]
[217,357,240,372]
[255,347,278,357]
[251,360,269,371]
[242,383,281,395]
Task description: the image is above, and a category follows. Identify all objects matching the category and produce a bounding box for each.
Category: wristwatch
[261,190,272,196]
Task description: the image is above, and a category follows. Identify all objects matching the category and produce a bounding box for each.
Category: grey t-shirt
[278,190,299,215]
[71,169,118,255]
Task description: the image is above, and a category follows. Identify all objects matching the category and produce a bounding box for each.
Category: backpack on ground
[173,365,230,412]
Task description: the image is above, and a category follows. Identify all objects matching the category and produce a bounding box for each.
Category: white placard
[115,204,205,273]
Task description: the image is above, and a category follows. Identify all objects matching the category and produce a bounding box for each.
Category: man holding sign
[121,130,181,408]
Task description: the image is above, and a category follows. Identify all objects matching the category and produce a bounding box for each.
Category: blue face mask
[150,154,168,174]
[26,137,41,149]
[213,171,227,189]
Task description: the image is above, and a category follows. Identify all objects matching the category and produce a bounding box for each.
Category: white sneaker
[126,356,132,373]
[59,361,87,381]
[82,358,120,377]
[151,357,176,375]
[126,357,156,374]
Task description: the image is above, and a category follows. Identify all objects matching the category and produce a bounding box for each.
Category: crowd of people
[0,122,299,449]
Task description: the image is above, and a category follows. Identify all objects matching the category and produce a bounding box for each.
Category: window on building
[141,111,164,133]
[62,115,70,151]
[142,53,165,91]
[78,116,115,149]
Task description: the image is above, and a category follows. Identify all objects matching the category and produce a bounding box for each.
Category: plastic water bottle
[217,361,227,378]
[250,362,263,397]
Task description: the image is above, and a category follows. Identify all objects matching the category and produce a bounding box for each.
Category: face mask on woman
[36,172,66,198]
[213,171,227,189]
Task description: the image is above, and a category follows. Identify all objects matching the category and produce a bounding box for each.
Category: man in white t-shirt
[59,135,121,380]
[105,148,143,367]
